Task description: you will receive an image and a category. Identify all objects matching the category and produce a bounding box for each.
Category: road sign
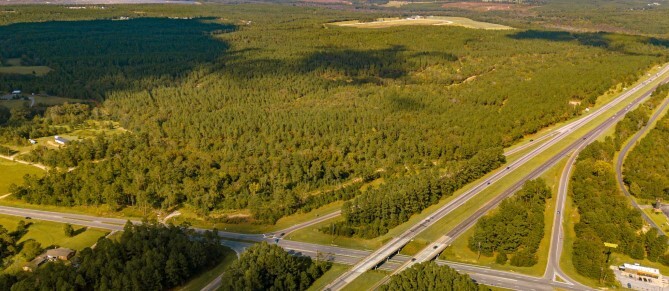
[604,242,618,248]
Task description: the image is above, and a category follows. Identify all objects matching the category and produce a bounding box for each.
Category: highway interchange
[1,64,669,290]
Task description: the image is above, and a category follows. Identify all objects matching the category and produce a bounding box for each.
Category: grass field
[331,16,513,30]
[0,158,45,194]
[0,66,52,76]
[0,213,109,274]
[0,95,83,111]
[307,264,350,291]
[0,214,108,251]
[178,247,237,291]
[439,157,567,277]
[643,208,669,233]
[341,269,388,291]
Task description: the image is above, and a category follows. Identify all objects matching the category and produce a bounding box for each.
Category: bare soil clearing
[331,16,513,30]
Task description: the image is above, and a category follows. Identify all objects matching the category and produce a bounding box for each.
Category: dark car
[25,216,31,220]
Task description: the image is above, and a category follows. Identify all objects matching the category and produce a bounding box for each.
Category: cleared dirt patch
[442,2,536,12]
[331,16,513,30]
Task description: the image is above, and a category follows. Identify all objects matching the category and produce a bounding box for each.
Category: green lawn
[0,214,108,251]
[643,209,669,233]
[0,159,44,194]
[178,247,237,291]
[307,264,350,291]
[0,213,109,274]
[341,269,389,291]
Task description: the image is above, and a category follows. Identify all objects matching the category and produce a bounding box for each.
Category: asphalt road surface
[323,64,669,290]
[615,95,669,233]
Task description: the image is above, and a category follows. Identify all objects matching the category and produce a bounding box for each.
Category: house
[29,139,37,145]
[54,136,69,145]
[22,256,46,272]
[12,90,21,96]
[45,248,75,261]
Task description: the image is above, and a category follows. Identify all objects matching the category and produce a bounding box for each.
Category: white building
[619,263,663,286]
[54,136,69,145]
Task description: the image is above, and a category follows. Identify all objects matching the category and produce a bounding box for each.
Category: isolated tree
[63,223,74,237]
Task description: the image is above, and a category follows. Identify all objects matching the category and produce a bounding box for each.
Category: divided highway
[0,65,668,291]
[323,64,669,290]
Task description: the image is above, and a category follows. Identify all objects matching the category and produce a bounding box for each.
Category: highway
[0,204,591,290]
[0,65,667,290]
[323,64,669,290]
[615,94,669,233]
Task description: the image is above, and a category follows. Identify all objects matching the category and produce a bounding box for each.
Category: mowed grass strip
[341,269,389,291]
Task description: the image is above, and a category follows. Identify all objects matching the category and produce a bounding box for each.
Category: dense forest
[467,179,550,267]
[570,138,668,284]
[622,84,669,201]
[0,222,228,291]
[2,5,668,225]
[220,242,330,291]
[380,261,490,291]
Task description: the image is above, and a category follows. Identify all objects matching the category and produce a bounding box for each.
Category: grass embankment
[307,264,350,291]
[0,197,146,221]
[0,159,44,194]
[173,201,344,234]
[341,269,389,291]
[439,157,567,277]
[178,247,237,291]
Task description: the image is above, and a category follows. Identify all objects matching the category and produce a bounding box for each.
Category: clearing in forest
[0,58,51,76]
[331,16,513,30]
[442,2,537,13]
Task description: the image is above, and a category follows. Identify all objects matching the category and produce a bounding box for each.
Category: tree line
[622,83,669,201]
[322,148,504,238]
[468,179,551,267]
[221,242,330,291]
[570,138,668,284]
[381,261,490,291]
[0,222,228,291]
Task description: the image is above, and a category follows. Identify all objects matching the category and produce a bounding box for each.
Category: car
[486,181,491,185]
[25,216,31,220]
[557,211,560,215]
[506,166,510,170]
[411,258,416,262]
[433,245,438,249]
[275,238,280,243]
